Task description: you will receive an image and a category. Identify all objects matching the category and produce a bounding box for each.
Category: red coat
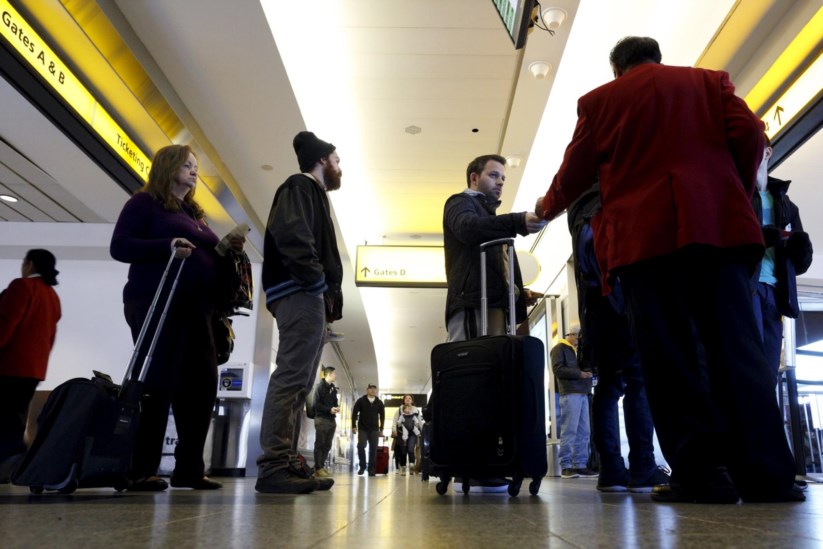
[0,276,61,380]
[542,63,766,285]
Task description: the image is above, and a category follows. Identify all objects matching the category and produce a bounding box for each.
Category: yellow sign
[0,1,151,181]
[355,246,446,288]
[762,52,823,139]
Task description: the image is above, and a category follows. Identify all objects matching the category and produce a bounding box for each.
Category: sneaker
[255,469,317,494]
[314,468,331,478]
[357,467,366,475]
[128,476,169,492]
[651,467,739,504]
[597,468,630,492]
[401,466,407,476]
[314,476,335,491]
[561,468,580,479]
[628,466,671,493]
[170,475,223,490]
[576,467,599,478]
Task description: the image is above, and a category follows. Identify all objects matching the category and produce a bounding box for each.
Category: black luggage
[12,251,186,494]
[430,238,547,496]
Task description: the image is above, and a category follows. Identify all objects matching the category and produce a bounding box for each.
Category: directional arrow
[774,105,784,126]
[360,267,370,278]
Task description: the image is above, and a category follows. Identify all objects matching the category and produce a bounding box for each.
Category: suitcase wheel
[29,486,44,495]
[508,479,521,497]
[528,479,541,496]
[58,479,78,495]
[436,479,449,495]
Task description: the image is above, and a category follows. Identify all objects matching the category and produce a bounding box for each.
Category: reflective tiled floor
[1,470,820,548]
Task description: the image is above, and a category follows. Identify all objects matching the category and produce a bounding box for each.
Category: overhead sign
[355,246,446,288]
[762,52,823,139]
[0,1,151,181]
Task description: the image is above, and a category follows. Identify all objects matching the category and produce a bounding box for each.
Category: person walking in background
[751,134,813,385]
[352,384,385,476]
[551,325,596,479]
[0,249,61,482]
[312,366,339,478]
[256,131,343,495]
[395,403,423,475]
[111,144,244,492]
[536,36,801,503]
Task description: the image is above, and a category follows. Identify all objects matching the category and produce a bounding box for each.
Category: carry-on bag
[375,445,390,475]
[13,250,186,494]
[430,238,547,496]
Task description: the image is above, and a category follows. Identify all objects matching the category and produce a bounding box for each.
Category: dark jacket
[551,340,592,395]
[314,379,339,420]
[443,190,528,325]
[110,192,225,307]
[751,176,813,318]
[352,395,385,431]
[262,174,343,318]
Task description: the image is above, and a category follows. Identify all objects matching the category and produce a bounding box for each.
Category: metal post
[783,316,807,476]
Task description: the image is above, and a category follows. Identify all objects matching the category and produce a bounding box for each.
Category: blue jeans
[753,282,783,384]
[357,430,379,472]
[558,393,590,469]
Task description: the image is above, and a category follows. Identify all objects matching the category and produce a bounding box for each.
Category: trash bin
[209,365,252,477]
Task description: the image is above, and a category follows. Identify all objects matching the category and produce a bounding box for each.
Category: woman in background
[0,249,61,481]
[111,144,243,491]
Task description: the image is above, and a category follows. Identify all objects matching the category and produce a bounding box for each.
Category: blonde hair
[143,144,204,219]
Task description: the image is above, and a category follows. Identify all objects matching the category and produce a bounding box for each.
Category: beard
[323,163,342,191]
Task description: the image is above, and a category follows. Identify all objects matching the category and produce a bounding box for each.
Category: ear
[765,146,773,160]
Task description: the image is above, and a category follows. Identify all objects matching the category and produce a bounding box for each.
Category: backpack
[305,382,320,419]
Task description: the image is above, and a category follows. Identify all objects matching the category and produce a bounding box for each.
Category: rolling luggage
[375,444,390,475]
[430,238,547,496]
[12,251,186,494]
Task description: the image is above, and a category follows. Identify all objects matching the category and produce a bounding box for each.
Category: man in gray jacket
[551,324,596,479]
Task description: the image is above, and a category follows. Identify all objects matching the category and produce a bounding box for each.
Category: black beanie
[293,131,336,173]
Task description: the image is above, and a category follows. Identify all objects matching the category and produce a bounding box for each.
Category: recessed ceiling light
[261,164,273,171]
[405,125,421,135]
[0,194,18,203]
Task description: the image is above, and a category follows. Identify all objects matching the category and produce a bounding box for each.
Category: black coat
[751,176,813,317]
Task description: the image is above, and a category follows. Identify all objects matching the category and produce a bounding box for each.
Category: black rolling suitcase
[431,238,547,496]
[12,251,185,494]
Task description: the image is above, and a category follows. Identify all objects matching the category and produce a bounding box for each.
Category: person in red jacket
[536,37,800,504]
[0,249,61,480]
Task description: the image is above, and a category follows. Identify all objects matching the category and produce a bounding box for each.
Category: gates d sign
[355,246,446,288]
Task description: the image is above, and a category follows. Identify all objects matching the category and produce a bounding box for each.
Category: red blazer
[0,276,61,380]
[542,63,766,285]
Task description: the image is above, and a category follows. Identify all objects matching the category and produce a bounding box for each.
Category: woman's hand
[172,238,196,259]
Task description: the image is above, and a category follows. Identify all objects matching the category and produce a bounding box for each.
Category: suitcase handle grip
[479,238,516,336]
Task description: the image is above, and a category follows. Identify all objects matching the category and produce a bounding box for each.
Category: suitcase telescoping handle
[479,237,517,337]
[121,248,187,387]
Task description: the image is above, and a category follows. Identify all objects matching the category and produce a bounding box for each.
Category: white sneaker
[401,466,407,476]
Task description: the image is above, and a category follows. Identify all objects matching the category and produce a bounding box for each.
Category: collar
[558,338,577,350]
[302,172,326,191]
[463,188,501,210]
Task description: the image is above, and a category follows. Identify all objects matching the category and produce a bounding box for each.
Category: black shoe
[357,467,366,475]
[651,467,739,504]
[0,453,24,484]
[628,466,671,493]
[170,475,223,490]
[739,483,806,503]
[128,476,169,492]
[368,469,376,477]
[597,468,630,492]
[256,469,318,494]
[576,467,599,478]
[314,476,334,491]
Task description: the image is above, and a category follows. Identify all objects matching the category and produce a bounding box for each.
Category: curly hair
[142,144,205,219]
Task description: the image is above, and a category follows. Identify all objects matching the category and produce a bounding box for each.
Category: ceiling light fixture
[0,194,18,203]
[405,125,421,135]
[506,156,522,168]
[261,164,273,171]
[541,7,567,31]
[528,61,552,79]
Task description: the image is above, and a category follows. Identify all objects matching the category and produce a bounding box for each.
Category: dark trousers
[397,434,417,466]
[617,246,795,497]
[313,416,336,470]
[0,376,39,461]
[257,293,326,477]
[753,282,783,384]
[357,429,379,472]
[584,289,655,478]
[125,298,217,480]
